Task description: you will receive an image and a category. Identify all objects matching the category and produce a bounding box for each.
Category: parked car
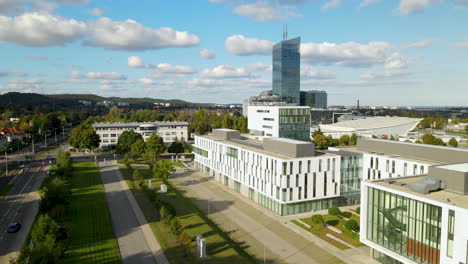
[7,223,21,233]
[46,155,53,160]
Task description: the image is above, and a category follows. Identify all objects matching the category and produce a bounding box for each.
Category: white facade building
[193,129,341,216]
[247,105,311,141]
[92,121,188,149]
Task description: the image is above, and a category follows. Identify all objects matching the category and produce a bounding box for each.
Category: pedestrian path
[99,162,168,264]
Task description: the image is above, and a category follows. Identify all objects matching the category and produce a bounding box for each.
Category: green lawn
[63,162,120,264]
[294,213,364,250]
[120,166,255,264]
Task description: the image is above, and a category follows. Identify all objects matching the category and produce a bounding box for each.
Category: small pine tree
[132,169,143,184]
[170,217,183,236]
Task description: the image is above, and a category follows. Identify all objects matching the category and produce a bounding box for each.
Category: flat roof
[338,146,442,165]
[321,116,422,130]
[199,134,331,160]
[371,176,468,209]
[92,121,189,128]
[437,163,468,173]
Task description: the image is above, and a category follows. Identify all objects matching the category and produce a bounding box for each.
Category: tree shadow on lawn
[326,219,339,226]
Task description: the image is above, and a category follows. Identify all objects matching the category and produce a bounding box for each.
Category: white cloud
[70,71,127,80]
[233,1,300,21]
[301,41,404,68]
[384,53,410,69]
[225,35,274,56]
[321,0,341,10]
[0,78,43,91]
[199,48,216,59]
[0,71,28,77]
[88,8,105,16]
[301,66,336,79]
[128,56,145,68]
[406,38,434,48]
[359,0,381,8]
[360,69,410,79]
[146,63,196,79]
[53,0,89,5]
[85,17,200,51]
[399,0,439,14]
[188,78,226,88]
[139,77,156,85]
[244,62,272,72]
[201,65,252,78]
[27,54,47,60]
[0,12,87,46]
[454,39,468,49]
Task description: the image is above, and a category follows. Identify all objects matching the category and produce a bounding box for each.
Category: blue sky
[0,0,467,106]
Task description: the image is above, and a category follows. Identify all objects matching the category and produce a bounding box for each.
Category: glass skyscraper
[272,37,300,105]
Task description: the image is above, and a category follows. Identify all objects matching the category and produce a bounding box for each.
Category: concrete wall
[429,166,468,194]
[263,137,315,158]
[357,139,468,164]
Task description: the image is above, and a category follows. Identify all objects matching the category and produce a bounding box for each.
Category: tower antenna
[286,24,288,40]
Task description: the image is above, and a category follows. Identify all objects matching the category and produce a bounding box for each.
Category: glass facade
[272,37,300,105]
[367,187,442,264]
[278,108,310,141]
[338,155,362,206]
[372,249,403,264]
[300,91,328,108]
[258,192,338,216]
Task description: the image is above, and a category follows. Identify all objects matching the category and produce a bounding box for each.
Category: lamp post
[53,128,58,146]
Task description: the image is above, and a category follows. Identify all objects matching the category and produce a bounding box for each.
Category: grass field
[120,165,255,264]
[63,162,121,264]
[293,213,364,250]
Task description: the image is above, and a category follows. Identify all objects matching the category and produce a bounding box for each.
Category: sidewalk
[171,167,346,264]
[98,162,168,264]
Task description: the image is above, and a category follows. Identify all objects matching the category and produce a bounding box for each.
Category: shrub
[178,232,192,256]
[344,219,358,231]
[310,214,324,225]
[328,206,341,216]
[132,169,143,184]
[170,217,183,236]
[341,212,352,218]
[356,207,361,214]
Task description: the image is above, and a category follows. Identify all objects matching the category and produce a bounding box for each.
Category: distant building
[78,100,92,106]
[272,37,301,105]
[0,127,25,142]
[300,90,327,108]
[92,122,189,149]
[242,90,294,116]
[309,108,353,126]
[248,105,311,141]
[117,102,129,107]
[318,116,422,139]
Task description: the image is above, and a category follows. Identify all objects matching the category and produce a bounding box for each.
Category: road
[0,161,47,263]
[98,162,168,264]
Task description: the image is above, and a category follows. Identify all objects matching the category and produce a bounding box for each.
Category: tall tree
[68,124,100,150]
[144,134,166,162]
[192,109,211,135]
[131,139,146,159]
[168,139,185,155]
[350,133,358,145]
[116,130,143,154]
[339,135,350,146]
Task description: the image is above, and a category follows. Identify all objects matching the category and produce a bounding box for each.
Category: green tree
[178,232,192,255]
[168,139,184,155]
[422,134,445,146]
[465,125,468,134]
[311,214,324,225]
[349,134,358,145]
[131,139,146,159]
[448,138,458,147]
[55,150,72,171]
[170,217,183,236]
[68,124,100,150]
[32,215,59,245]
[133,169,143,184]
[328,206,341,216]
[153,159,175,180]
[390,135,396,141]
[192,109,211,135]
[339,134,350,146]
[40,177,70,213]
[313,134,329,150]
[117,130,143,154]
[144,134,166,162]
[344,219,358,231]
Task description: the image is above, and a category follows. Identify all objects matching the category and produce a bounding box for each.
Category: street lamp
[53,127,58,146]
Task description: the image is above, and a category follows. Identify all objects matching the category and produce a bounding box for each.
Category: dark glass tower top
[272,37,300,105]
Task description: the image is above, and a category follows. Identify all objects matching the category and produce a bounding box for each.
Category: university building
[92,121,189,149]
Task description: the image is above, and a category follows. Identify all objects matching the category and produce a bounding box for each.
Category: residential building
[247,105,311,141]
[272,37,301,105]
[193,129,341,216]
[300,90,328,108]
[360,164,468,264]
[0,127,25,142]
[92,121,189,149]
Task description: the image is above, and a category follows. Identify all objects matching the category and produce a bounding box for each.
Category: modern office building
[247,105,311,141]
[361,164,468,264]
[300,90,328,108]
[92,121,189,149]
[242,90,294,116]
[193,129,342,216]
[318,116,422,139]
[272,37,301,105]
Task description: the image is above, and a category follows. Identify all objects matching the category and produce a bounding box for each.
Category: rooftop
[371,176,468,209]
[320,116,422,130]
[436,163,468,173]
[199,133,330,160]
[92,121,189,128]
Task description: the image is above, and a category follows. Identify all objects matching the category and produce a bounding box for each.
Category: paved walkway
[99,162,168,264]
[172,168,350,264]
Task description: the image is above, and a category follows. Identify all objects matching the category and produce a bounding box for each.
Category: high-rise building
[272,37,301,105]
[300,90,328,108]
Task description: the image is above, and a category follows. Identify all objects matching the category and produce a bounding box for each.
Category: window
[324,172,327,196]
[307,160,311,173]
[296,174,299,187]
[262,125,273,129]
[299,161,302,174]
[257,110,270,113]
[375,158,379,170]
[447,210,455,258]
[282,162,287,175]
[413,165,417,175]
[327,159,330,171]
[290,162,293,174]
[263,118,274,121]
[103,134,109,137]
[420,166,424,175]
[370,157,374,169]
[312,173,316,198]
[392,160,395,173]
[319,160,322,172]
[386,160,389,172]
[404,163,407,176]
[111,134,117,137]
[287,175,290,188]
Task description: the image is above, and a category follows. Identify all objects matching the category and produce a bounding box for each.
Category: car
[46,155,53,160]
[7,223,21,233]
